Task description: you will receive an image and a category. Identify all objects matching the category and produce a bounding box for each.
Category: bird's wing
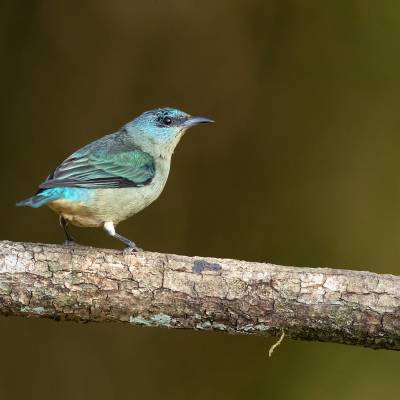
[39,134,155,189]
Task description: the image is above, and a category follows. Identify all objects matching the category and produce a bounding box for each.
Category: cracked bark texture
[0,240,399,351]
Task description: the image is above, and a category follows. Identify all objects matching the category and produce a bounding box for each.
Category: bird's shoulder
[72,128,139,157]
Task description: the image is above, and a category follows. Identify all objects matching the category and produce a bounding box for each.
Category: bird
[16,107,213,252]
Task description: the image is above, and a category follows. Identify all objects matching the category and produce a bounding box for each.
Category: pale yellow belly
[48,181,167,227]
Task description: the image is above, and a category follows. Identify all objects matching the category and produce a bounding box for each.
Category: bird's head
[126,107,213,157]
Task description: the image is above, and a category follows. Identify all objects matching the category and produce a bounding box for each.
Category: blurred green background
[1,0,400,399]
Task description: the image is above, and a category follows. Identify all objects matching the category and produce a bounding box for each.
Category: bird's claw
[123,245,143,255]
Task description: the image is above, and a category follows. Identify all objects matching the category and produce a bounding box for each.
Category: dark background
[1,1,400,399]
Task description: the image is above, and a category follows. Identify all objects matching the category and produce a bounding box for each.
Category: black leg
[59,216,77,246]
[103,221,142,253]
[115,232,143,254]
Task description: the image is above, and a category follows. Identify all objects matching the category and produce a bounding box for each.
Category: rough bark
[0,240,399,351]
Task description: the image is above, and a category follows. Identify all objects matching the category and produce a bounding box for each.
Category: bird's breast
[95,159,170,223]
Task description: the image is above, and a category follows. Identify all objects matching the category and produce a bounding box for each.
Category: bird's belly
[48,181,166,227]
[92,185,164,224]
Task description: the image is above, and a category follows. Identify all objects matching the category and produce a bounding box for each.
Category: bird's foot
[123,244,143,255]
[63,240,77,246]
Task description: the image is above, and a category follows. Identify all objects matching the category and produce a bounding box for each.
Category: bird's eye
[163,116,172,125]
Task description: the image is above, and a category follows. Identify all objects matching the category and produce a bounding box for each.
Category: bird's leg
[59,216,77,246]
[103,221,142,254]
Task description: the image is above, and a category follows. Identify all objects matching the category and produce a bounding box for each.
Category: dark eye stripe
[155,113,188,127]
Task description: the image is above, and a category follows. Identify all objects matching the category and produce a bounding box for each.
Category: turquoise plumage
[17,107,213,252]
[40,131,155,189]
[16,187,92,208]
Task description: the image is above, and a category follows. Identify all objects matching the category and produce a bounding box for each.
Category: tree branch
[0,240,399,351]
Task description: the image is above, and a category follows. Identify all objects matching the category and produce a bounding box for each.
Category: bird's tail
[16,190,60,208]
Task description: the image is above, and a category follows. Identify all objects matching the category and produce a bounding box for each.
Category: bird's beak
[183,116,214,127]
